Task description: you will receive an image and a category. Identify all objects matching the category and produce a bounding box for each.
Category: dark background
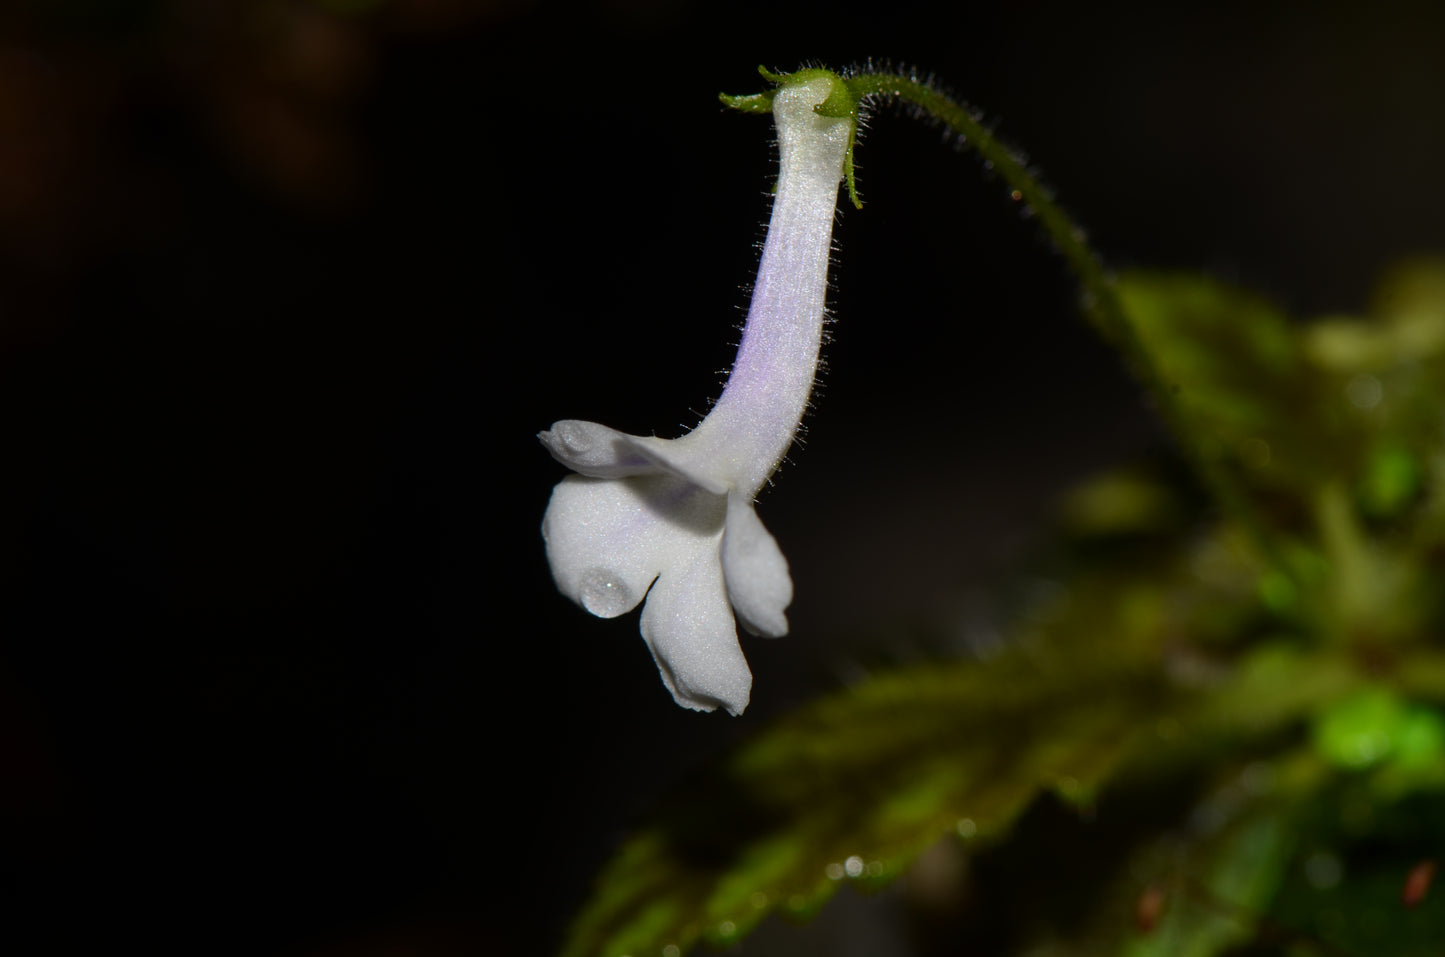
[2,1,1441,954]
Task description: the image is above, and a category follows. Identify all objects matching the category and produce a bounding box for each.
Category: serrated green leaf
[560,657,1159,957]
[1033,751,1329,957]
[1006,751,1330,957]
[557,501,1445,957]
[559,566,1193,957]
[1259,784,1445,956]
[559,526,1376,957]
[1123,809,1296,957]
[1116,271,1349,497]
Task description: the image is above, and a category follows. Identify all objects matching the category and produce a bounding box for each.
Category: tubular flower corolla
[539,76,851,715]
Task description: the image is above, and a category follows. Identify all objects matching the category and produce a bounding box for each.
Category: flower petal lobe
[640,547,752,715]
[539,420,660,478]
[541,475,664,619]
[721,492,793,638]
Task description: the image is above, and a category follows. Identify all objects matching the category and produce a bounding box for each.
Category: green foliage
[1116,787,1303,957]
[1244,783,1445,956]
[1116,275,1342,500]
[1311,687,1443,772]
[561,529,1251,956]
[1117,270,1445,649]
[560,601,1167,957]
[1071,755,1445,957]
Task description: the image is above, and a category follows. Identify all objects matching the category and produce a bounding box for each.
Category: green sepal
[720,65,863,209]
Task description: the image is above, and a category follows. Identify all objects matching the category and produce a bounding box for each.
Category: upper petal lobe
[720,491,793,638]
[538,420,661,479]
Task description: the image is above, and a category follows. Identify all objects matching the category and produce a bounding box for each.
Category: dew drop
[579,569,634,618]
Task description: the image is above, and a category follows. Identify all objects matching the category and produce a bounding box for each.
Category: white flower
[539,75,852,715]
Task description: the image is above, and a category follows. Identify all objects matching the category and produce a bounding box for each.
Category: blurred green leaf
[560,646,1161,957]
[559,549,1216,957]
[560,523,1378,957]
[1117,272,1345,498]
[1116,269,1445,639]
[1312,687,1411,770]
[1310,687,1445,799]
[560,503,1445,956]
[1062,750,1445,957]
[1120,803,1297,957]
[1359,443,1421,519]
[1255,785,1445,956]
[1195,644,1361,737]
[956,752,1327,957]
[1057,468,1185,539]
[1368,258,1445,364]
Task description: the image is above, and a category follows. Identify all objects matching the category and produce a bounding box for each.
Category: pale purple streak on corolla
[539,76,850,715]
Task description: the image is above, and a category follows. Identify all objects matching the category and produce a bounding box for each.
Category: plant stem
[846,70,1289,582]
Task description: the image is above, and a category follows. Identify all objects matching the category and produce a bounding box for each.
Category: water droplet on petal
[579,569,634,618]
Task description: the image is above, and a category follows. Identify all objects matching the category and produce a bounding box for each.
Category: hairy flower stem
[847,71,1290,583]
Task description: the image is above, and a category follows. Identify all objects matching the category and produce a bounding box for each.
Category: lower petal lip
[578,569,643,618]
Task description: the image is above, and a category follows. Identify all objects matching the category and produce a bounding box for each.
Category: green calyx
[720,65,863,209]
